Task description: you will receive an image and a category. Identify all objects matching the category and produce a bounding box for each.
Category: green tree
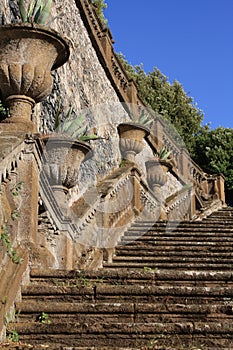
[117,53,204,153]
[192,126,233,204]
[91,0,108,27]
[117,53,233,204]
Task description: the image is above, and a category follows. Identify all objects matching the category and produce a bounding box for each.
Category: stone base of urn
[0,24,70,132]
[0,96,36,132]
[51,185,69,215]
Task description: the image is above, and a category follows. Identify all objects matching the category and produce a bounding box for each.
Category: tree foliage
[117,53,204,153]
[118,53,233,203]
[91,0,108,27]
[192,127,233,201]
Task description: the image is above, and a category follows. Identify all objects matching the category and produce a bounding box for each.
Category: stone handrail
[0,133,39,340]
[190,158,225,208]
[0,134,224,254]
[69,164,162,266]
[76,0,144,107]
[39,169,81,240]
[76,0,190,178]
[165,185,192,221]
[0,132,225,275]
[75,0,225,213]
[70,165,161,247]
[0,136,26,185]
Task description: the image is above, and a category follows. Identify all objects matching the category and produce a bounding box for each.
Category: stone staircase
[3,207,233,349]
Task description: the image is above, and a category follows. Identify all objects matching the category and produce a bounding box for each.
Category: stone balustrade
[76,0,225,211]
[76,0,143,108]
[0,131,225,272]
[0,0,227,341]
[165,185,192,221]
[0,127,226,339]
[0,133,39,340]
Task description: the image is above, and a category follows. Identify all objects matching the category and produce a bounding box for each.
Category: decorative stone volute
[0,24,70,131]
[117,122,150,162]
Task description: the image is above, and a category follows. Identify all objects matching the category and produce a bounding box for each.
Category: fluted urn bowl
[117,122,150,162]
[41,135,93,190]
[0,24,70,129]
[145,159,172,199]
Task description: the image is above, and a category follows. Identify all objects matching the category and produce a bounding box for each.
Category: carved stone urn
[145,159,172,200]
[41,135,93,208]
[0,24,70,131]
[41,135,93,189]
[117,122,150,162]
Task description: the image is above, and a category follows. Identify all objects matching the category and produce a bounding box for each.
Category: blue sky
[105,0,233,129]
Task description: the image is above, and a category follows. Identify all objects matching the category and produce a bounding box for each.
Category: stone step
[0,344,49,350]
[28,269,233,287]
[128,223,233,229]
[113,255,233,262]
[203,218,233,222]
[120,236,233,243]
[127,227,231,234]
[16,301,135,323]
[15,300,233,323]
[1,346,141,350]
[104,262,233,270]
[115,249,233,257]
[118,243,233,251]
[1,346,147,350]
[8,321,233,348]
[130,221,233,228]
[121,236,233,243]
[123,229,233,236]
[4,208,233,349]
[126,227,233,235]
[206,211,233,216]
[21,284,233,301]
[209,210,233,216]
[118,243,233,252]
[1,343,230,350]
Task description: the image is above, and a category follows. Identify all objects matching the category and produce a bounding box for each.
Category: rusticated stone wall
[38,0,129,131]
[0,0,184,197]
[0,0,130,188]
[1,1,126,123]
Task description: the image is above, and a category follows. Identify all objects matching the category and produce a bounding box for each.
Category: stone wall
[0,0,128,189]
[1,1,125,123]
[0,0,191,199]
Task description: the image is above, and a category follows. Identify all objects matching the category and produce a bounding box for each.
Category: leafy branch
[11,181,24,197]
[91,0,108,27]
[0,224,24,264]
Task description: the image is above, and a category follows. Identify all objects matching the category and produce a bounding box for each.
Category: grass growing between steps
[51,273,105,287]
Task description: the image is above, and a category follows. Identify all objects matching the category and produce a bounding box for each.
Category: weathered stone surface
[3,208,233,349]
[0,1,229,349]
[0,0,184,199]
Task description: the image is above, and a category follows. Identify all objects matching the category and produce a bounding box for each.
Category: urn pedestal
[0,24,70,131]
